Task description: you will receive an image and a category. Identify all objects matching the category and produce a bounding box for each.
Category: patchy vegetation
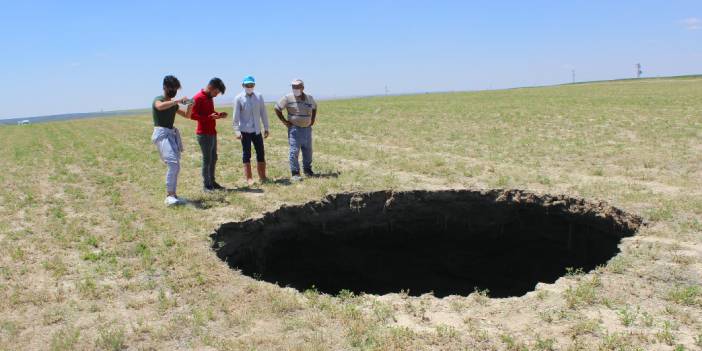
[0,76,700,349]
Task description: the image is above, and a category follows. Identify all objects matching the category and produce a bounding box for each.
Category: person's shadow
[306,171,341,179]
[181,171,341,209]
[182,186,264,210]
[183,199,210,209]
[268,171,341,185]
[223,186,264,194]
[270,178,292,186]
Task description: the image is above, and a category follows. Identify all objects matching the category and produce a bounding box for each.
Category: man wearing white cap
[274,79,317,181]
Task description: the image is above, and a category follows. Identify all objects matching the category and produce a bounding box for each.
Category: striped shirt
[275,93,317,127]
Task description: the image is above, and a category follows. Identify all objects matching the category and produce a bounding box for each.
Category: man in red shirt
[190,77,228,191]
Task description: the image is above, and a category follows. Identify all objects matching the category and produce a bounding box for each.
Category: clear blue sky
[0,1,700,119]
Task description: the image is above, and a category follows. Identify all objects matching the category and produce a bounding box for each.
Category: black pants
[196,134,217,187]
[241,132,265,163]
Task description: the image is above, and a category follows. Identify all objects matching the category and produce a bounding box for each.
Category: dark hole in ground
[211,190,642,298]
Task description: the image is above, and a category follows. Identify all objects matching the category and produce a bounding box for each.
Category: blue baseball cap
[242,76,255,84]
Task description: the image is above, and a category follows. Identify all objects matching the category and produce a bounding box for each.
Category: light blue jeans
[288,125,312,175]
[152,127,183,194]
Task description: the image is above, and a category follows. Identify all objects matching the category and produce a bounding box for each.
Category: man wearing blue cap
[233,75,269,185]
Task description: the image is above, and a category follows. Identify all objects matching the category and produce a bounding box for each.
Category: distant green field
[0,77,700,350]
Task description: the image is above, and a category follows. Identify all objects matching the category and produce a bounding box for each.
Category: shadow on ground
[307,171,341,179]
[268,171,340,186]
[183,186,263,209]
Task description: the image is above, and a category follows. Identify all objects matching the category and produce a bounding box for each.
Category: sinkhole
[210,190,642,298]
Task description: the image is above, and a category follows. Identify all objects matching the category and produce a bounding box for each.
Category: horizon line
[2,73,701,122]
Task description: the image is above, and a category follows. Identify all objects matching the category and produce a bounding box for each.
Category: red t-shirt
[191,89,217,135]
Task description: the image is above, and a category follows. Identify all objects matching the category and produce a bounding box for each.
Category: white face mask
[245,88,254,95]
[292,89,302,97]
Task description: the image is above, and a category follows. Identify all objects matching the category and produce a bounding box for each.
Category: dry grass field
[0,76,700,350]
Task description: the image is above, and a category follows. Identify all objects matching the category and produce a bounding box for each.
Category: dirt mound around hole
[210,189,643,298]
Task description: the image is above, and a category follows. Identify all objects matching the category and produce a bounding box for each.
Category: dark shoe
[304,169,316,177]
[203,186,215,193]
[212,182,225,190]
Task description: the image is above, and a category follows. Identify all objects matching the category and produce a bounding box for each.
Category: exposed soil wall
[211,189,643,298]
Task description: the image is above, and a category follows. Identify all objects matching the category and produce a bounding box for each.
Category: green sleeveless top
[152,96,179,129]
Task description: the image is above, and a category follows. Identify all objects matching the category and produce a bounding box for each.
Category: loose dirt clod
[211,189,643,298]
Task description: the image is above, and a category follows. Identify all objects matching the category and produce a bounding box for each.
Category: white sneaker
[291,175,303,182]
[165,195,185,206]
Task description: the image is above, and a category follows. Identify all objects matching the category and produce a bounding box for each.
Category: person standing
[151,75,192,206]
[233,75,269,185]
[190,78,227,192]
[274,79,317,181]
